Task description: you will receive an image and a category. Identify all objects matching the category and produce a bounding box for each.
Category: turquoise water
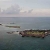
[0,17,50,50]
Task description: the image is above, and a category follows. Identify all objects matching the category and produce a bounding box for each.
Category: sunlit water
[0,17,50,50]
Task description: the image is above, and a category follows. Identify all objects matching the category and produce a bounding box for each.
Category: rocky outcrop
[19,30,50,38]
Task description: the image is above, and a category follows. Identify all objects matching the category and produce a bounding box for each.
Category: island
[19,29,50,38]
[5,26,20,28]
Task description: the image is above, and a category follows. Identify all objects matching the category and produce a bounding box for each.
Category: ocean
[0,17,50,50]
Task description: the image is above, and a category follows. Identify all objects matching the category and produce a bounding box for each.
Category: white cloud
[2,5,20,14]
[28,9,33,13]
[0,4,50,17]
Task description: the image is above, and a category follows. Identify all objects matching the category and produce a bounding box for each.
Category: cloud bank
[0,5,50,17]
[2,5,20,14]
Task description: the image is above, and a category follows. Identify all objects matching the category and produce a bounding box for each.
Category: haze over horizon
[0,0,50,17]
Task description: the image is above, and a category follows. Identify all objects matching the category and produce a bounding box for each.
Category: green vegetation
[26,31,44,35]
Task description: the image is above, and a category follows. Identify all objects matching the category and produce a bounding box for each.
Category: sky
[0,0,50,17]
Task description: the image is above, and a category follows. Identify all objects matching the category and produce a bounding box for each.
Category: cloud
[28,9,33,13]
[0,4,50,17]
[2,5,20,14]
[19,9,50,17]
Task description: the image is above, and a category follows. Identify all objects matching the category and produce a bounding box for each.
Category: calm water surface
[0,17,50,50]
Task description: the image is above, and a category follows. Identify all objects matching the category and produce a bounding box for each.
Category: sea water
[0,17,50,50]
